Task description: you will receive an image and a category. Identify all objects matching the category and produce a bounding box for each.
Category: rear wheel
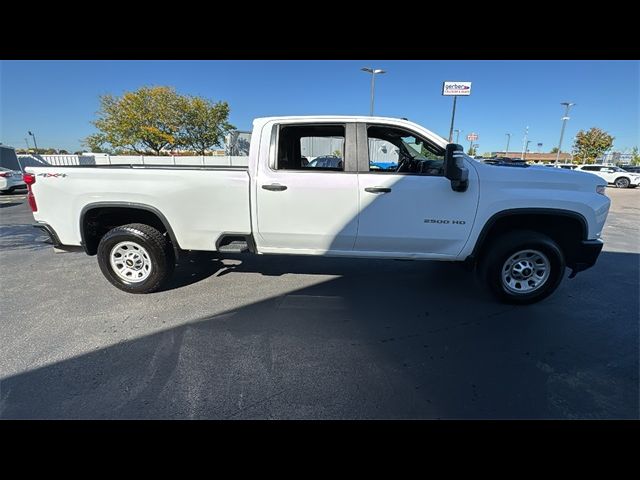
[480,230,565,304]
[614,177,630,188]
[97,223,175,293]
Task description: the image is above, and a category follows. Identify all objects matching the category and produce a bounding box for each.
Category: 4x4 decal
[37,173,68,178]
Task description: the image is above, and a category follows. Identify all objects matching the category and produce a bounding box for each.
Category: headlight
[596,185,607,195]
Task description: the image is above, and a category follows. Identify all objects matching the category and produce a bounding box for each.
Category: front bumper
[568,239,604,278]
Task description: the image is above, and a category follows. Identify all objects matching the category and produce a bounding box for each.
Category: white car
[575,165,640,188]
[25,115,611,304]
[0,167,26,194]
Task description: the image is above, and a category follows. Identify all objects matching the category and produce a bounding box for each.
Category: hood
[470,160,605,193]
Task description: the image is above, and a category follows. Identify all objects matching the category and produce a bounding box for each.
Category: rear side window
[581,166,600,171]
[277,125,345,171]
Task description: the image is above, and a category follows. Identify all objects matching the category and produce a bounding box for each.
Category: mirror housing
[444,143,469,192]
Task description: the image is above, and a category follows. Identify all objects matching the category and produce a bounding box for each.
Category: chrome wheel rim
[615,178,628,188]
[109,241,152,283]
[501,249,550,294]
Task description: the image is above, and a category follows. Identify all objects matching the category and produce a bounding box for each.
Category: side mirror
[444,144,469,192]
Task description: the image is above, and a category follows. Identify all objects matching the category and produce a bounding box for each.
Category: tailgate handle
[262,183,288,192]
[364,187,391,193]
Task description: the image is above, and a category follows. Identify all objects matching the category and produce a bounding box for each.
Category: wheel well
[474,212,586,268]
[81,206,178,256]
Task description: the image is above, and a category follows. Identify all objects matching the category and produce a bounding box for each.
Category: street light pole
[521,126,529,159]
[555,102,576,164]
[523,140,532,161]
[28,131,39,153]
[504,133,511,157]
[454,129,461,144]
[361,67,386,116]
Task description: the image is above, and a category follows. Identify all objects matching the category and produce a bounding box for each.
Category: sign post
[443,81,472,143]
[466,132,478,154]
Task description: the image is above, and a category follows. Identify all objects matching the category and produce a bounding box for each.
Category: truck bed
[26,165,252,251]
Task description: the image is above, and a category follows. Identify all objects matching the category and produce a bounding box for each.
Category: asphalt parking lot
[1,186,638,419]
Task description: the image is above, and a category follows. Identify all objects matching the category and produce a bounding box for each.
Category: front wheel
[480,230,566,305]
[614,177,630,188]
[97,223,175,293]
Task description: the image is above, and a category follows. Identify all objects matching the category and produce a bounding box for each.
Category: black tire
[614,177,630,188]
[97,223,175,293]
[479,230,566,305]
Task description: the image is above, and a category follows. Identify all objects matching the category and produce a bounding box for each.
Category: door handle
[262,183,288,191]
[364,187,392,193]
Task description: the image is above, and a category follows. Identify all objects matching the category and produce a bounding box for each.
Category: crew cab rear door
[353,123,479,257]
[254,122,359,253]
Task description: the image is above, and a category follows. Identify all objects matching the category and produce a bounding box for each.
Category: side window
[582,166,599,171]
[366,125,445,175]
[277,125,345,171]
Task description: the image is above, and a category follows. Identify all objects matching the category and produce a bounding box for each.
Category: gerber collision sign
[442,81,472,96]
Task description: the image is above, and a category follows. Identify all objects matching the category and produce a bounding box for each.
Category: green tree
[86,86,183,155]
[176,96,234,155]
[572,128,614,164]
[630,147,640,166]
[550,147,559,154]
[83,133,112,153]
[467,145,477,156]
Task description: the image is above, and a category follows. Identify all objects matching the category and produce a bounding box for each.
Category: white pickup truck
[25,116,611,304]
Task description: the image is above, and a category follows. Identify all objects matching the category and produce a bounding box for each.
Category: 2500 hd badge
[424,219,466,224]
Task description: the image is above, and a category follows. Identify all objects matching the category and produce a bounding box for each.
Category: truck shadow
[1,250,638,419]
[163,250,471,292]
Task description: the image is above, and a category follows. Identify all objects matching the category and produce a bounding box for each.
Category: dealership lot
[0,187,638,419]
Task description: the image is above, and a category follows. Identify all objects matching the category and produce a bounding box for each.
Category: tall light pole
[521,126,529,160]
[361,67,386,116]
[504,133,511,157]
[523,140,532,160]
[454,129,461,144]
[555,102,576,164]
[28,130,39,153]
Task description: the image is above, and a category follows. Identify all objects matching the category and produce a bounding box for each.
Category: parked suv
[575,164,640,188]
[0,146,26,194]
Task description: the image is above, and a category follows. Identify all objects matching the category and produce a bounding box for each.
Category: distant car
[306,155,343,169]
[575,165,640,188]
[0,167,26,194]
[550,163,578,170]
[482,157,528,168]
[620,165,640,174]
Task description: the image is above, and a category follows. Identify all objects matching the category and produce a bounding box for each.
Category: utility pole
[454,129,461,144]
[555,102,576,164]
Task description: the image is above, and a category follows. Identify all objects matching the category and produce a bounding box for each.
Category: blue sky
[1,60,638,153]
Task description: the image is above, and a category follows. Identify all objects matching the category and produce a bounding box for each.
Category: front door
[354,123,479,258]
[255,123,359,253]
